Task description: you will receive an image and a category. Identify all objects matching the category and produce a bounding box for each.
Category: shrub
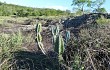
[64,24,110,70]
[0,31,23,60]
[96,15,110,24]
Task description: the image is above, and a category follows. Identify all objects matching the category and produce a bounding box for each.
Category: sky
[0,0,110,12]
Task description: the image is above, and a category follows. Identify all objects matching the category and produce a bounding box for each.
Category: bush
[64,24,110,70]
[96,15,110,24]
[0,31,23,61]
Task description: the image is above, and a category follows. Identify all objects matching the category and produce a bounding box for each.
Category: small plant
[0,31,23,54]
[96,15,110,24]
[35,23,46,54]
[0,31,23,69]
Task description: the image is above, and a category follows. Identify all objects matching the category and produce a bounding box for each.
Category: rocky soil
[1,13,110,51]
[1,13,110,70]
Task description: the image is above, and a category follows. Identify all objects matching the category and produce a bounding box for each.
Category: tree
[71,0,89,14]
[0,1,3,5]
[0,2,71,17]
[87,0,106,13]
[93,0,106,13]
[16,9,28,17]
[72,0,106,14]
[94,8,106,13]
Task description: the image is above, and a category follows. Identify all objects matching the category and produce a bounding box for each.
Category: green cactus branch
[35,23,46,55]
[51,25,65,62]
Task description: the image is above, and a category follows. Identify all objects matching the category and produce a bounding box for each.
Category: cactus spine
[35,23,46,54]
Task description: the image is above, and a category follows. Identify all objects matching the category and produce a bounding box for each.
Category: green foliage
[0,31,23,60]
[72,0,106,13]
[0,31,23,50]
[0,2,70,17]
[35,23,46,54]
[72,0,88,7]
[72,0,89,13]
[87,0,106,13]
[96,15,110,24]
[0,2,2,5]
[95,8,106,13]
[16,9,29,17]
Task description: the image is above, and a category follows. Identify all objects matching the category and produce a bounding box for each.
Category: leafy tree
[95,8,106,13]
[87,0,106,13]
[35,11,41,16]
[0,2,3,5]
[72,0,106,14]
[16,9,29,17]
[71,0,89,14]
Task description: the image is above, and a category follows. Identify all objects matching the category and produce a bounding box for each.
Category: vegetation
[0,31,23,52]
[89,0,106,13]
[72,0,89,14]
[72,0,106,14]
[0,0,110,70]
[0,31,23,69]
[35,23,46,54]
[51,25,64,62]
[96,15,110,24]
[0,2,71,17]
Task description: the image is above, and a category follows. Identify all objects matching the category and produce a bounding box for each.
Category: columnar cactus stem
[55,35,64,55]
[51,25,64,61]
[35,23,46,54]
[65,30,70,44]
[51,25,59,46]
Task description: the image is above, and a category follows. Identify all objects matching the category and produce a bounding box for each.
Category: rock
[63,13,110,28]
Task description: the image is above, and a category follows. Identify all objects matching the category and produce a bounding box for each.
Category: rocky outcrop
[63,13,110,28]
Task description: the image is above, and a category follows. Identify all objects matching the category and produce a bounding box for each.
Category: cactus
[51,25,64,61]
[35,23,46,54]
[35,23,42,33]
[65,30,70,44]
[51,25,59,46]
[36,33,42,42]
[51,25,59,36]
[54,34,64,62]
[54,35,64,55]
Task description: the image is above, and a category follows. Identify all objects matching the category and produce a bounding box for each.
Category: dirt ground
[0,17,59,52]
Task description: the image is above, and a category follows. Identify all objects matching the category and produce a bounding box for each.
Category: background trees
[72,0,106,14]
[0,2,70,17]
[88,0,106,13]
[72,0,89,14]
[0,0,107,17]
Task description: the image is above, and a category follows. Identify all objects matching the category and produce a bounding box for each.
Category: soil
[0,17,61,52]
[1,14,110,70]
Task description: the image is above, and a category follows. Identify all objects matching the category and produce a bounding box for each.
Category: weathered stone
[63,13,110,28]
